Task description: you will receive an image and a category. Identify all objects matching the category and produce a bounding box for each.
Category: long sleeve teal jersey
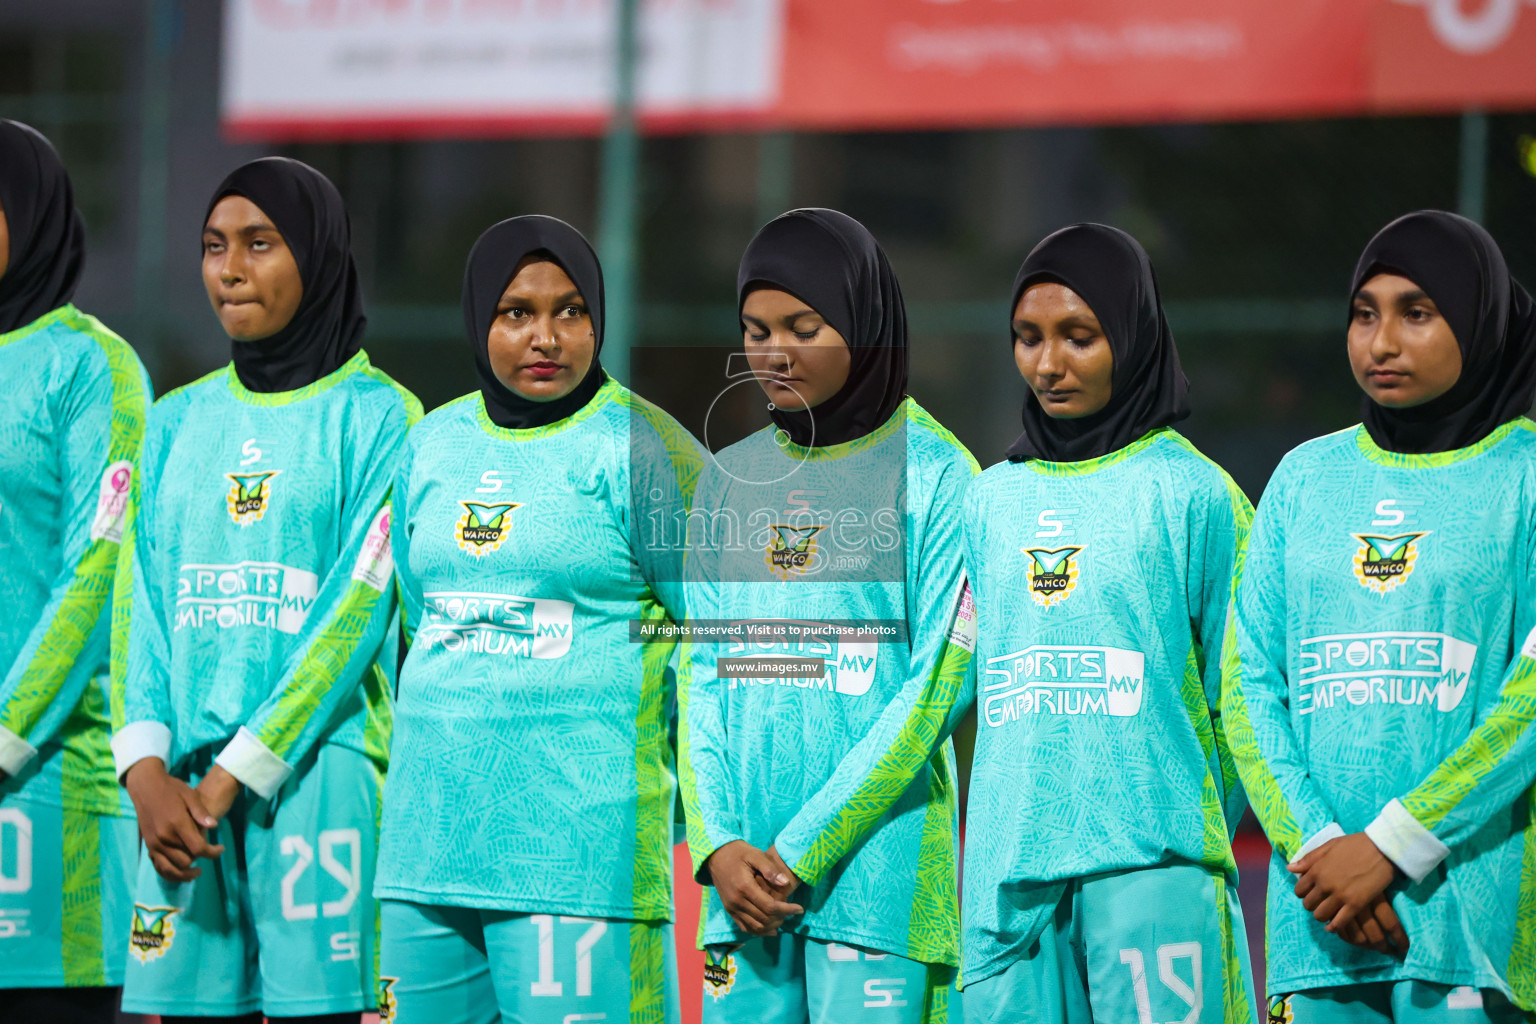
[110,351,419,798]
[678,399,979,966]
[373,380,703,921]
[959,429,1251,988]
[0,305,149,814]
[1223,421,1536,1009]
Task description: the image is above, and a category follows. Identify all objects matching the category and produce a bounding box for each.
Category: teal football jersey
[1224,422,1536,1010]
[373,380,703,922]
[110,351,419,797]
[959,429,1251,988]
[0,305,149,815]
[678,398,978,967]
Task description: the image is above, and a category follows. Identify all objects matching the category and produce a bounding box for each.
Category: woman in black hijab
[0,118,85,332]
[115,157,419,1024]
[204,156,367,392]
[0,119,150,1024]
[1350,210,1536,454]
[677,209,978,1024]
[1003,221,1190,463]
[961,224,1259,1024]
[1226,211,1536,1022]
[375,215,702,1023]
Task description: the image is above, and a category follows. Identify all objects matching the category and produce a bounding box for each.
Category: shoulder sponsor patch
[352,506,394,592]
[90,460,134,543]
[947,577,976,654]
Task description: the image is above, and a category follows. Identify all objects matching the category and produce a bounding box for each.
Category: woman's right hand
[706,840,804,937]
[124,758,225,883]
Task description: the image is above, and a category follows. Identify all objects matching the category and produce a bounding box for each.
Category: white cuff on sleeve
[1289,822,1346,866]
[214,727,293,800]
[111,721,172,781]
[1365,798,1449,883]
[0,725,38,776]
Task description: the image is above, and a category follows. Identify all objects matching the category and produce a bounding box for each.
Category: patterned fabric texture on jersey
[960,428,1252,988]
[679,398,978,966]
[1224,422,1536,1009]
[375,379,702,922]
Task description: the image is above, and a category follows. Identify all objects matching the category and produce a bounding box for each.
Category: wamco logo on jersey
[416,590,575,658]
[1351,532,1429,594]
[1297,631,1476,715]
[129,905,179,963]
[765,524,825,579]
[1394,0,1536,54]
[721,634,878,696]
[376,976,399,1024]
[703,949,738,1000]
[454,501,522,557]
[175,561,318,634]
[982,644,1145,726]
[225,470,279,526]
[1023,545,1084,606]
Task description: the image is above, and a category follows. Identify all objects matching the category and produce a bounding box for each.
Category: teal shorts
[1269,983,1533,1023]
[701,932,957,1024]
[379,899,679,1024]
[0,744,137,989]
[120,741,381,1018]
[963,860,1256,1024]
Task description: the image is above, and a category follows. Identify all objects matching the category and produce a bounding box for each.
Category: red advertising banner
[222,0,1536,141]
[1370,0,1536,112]
[775,0,1373,129]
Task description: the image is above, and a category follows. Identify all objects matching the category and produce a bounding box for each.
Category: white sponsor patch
[417,590,576,659]
[175,561,319,634]
[90,460,134,543]
[351,506,394,592]
[982,644,1146,726]
[721,627,878,696]
[946,577,977,654]
[1522,623,1536,662]
[1297,630,1477,715]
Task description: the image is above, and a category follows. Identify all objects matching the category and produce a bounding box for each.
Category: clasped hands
[1288,832,1409,957]
[706,840,805,937]
[124,758,242,883]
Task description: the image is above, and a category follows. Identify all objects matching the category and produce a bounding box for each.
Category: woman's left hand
[194,764,242,823]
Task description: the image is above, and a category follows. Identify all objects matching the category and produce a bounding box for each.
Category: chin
[1367,388,1425,409]
[226,324,272,343]
[765,387,813,411]
[1041,404,1092,419]
[508,380,573,402]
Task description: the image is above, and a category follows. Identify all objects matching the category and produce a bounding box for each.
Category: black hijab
[737,209,909,448]
[0,119,85,334]
[205,157,365,393]
[463,215,606,429]
[1352,210,1536,454]
[1006,223,1190,463]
